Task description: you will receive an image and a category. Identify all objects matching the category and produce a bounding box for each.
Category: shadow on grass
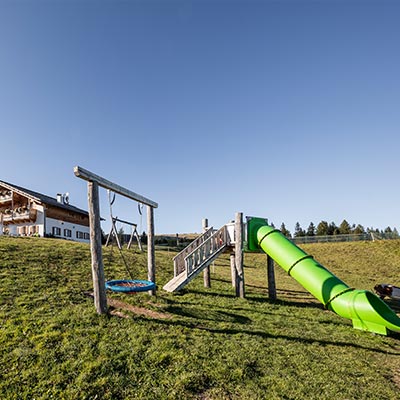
[164,302,345,329]
[165,305,251,324]
[186,288,324,311]
[188,289,237,299]
[147,316,400,355]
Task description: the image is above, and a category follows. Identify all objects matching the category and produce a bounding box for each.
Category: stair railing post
[202,218,211,288]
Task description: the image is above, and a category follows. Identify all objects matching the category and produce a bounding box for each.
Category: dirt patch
[107,297,172,319]
[83,291,172,320]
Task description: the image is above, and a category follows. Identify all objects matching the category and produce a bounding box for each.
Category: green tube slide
[248,218,400,335]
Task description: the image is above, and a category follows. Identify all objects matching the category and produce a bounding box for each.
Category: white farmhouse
[0,180,90,243]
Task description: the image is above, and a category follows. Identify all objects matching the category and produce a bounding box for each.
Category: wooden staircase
[163,225,233,292]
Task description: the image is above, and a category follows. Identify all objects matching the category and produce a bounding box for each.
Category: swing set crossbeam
[74,166,158,208]
[112,216,137,227]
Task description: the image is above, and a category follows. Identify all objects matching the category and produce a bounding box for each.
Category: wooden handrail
[185,225,229,278]
[173,227,215,276]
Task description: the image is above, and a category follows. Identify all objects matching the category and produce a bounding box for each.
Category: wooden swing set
[74,166,158,314]
[105,189,143,252]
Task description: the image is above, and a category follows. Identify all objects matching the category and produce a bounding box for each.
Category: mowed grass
[1,237,400,399]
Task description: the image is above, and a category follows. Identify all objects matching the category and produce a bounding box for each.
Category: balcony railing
[1,207,36,223]
[0,191,13,203]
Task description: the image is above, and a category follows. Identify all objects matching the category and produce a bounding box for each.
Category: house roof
[0,180,89,216]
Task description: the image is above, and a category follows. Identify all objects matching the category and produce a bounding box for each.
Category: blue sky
[1,0,399,234]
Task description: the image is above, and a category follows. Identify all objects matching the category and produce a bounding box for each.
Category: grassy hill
[1,236,400,399]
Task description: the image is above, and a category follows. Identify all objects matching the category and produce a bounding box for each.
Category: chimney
[56,193,63,204]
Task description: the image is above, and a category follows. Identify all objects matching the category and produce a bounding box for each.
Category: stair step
[163,272,187,292]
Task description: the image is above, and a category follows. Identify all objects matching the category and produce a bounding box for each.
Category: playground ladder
[163,225,232,292]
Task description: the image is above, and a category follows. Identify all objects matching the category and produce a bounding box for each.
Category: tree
[294,222,305,237]
[316,221,329,236]
[384,226,393,234]
[353,224,365,235]
[339,219,351,235]
[141,231,148,245]
[117,227,125,245]
[306,222,315,237]
[280,223,291,238]
[328,222,339,235]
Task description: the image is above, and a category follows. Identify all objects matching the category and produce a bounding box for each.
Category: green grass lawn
[1,237,400,399]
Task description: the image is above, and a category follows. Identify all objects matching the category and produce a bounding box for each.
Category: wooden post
[88,181,108,314]
[230,252,237,287]
[202,218,211,288]
[267,255,277,300]
[147,205,156,295]
[235,212,245,298]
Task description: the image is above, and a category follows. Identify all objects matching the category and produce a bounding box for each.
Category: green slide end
[248,219,400,335]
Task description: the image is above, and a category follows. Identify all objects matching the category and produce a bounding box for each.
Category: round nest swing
[106,279,156,293]
[105,191,156,294]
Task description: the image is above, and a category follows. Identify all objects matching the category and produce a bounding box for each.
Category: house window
[64,229,72,238]
[76,231,84,239]
[29,225,39,235]
[18,226,27,236]
[52,227,61,236]
[84,232,90,240]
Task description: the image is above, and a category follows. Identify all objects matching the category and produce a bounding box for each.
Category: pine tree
[280,223,291,238]
[384,226,393,234]
[316,221,329,236]
[353,224,365,234]
[328,222,339,235]
[339,219,351,235]
[306,222,315,236]
[117,227,125,245]
[294,222,305,237]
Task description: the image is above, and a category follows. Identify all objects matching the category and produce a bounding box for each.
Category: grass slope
[1,237,400,399]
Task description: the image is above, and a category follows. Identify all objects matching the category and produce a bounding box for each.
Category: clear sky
[1,0,399,235]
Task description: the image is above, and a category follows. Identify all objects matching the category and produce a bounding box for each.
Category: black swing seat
[106,279,156,293]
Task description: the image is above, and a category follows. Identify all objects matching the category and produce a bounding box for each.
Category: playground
[74,166,400,337]
[1,167,400,399]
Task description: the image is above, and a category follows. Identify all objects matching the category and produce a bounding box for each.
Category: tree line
[273,220,400,239]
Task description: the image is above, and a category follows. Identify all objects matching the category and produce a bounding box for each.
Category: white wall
[45,217,90,243]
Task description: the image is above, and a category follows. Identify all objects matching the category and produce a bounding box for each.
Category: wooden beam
[74,166,158,208]
[112,216,137,227]
[235,212,245,298]
[88,181,108,314]
[230,251,237,287]
[147,205,156,295]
